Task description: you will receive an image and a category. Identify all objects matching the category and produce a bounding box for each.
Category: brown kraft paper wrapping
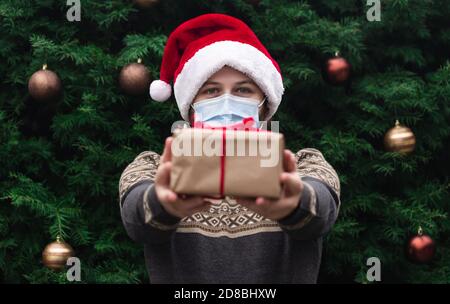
[170,128,284,199]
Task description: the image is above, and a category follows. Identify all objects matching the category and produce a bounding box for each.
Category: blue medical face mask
[191,93,266,127]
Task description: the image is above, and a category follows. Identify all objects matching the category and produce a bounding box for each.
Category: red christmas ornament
[322,52,351,86]
[406,226,436,264]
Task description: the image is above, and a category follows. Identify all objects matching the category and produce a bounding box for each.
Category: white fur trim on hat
[150,79,172,102]
[174,40,284,121]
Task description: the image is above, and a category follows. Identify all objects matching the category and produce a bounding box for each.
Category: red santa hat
[149,13,285,122]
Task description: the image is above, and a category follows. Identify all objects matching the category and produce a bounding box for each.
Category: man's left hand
[235,149,303,221]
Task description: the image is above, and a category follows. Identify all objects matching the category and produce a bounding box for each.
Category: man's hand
[154,137,212,219]
[235,150,303,221]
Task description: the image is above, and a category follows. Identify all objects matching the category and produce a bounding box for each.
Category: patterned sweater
[118,148,341,284]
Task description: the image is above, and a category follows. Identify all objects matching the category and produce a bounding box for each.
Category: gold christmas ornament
[384,120,416,154]
[133,0,159,9]
[42,236,74,271]
[119,58,151,96]
[28,64,62,101]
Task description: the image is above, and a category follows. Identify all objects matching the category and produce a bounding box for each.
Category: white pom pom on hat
[149,79,172,102]
[150,13,284,122]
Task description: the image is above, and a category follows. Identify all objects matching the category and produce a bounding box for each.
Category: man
[119,13,340,284]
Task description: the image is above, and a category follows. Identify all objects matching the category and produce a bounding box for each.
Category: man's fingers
[283,150,297,173]
[155,161,172,186]
[281,172,303,196]
[161,137,173,163]
[159,188,178,203]
[255,196,275,206]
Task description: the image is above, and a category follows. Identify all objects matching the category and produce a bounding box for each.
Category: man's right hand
[154,137,212,219]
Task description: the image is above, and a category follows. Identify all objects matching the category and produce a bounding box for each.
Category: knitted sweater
[118,148,341,284]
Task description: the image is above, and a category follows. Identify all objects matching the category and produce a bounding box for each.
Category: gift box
[170,128,284,199]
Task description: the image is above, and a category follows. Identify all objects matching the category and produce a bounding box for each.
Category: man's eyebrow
[202,81,221,86]
[235,80,256,86]
[200,79,256,88]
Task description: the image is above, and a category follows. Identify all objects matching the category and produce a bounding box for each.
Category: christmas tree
[1,0,449,283]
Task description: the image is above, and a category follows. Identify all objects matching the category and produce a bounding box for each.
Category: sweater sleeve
[118,151,182,244]
[277,148,341,241]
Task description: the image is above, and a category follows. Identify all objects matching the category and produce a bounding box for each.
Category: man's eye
[236,87,252,93]
[204,88,219,94]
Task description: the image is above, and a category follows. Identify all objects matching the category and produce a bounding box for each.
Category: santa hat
[149,13,285,122]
